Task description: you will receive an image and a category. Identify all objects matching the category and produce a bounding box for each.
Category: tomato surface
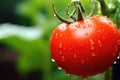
[50,15,120,78]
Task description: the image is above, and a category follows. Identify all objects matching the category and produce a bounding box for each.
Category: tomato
[118,30,120,52]
[50,15,120,78]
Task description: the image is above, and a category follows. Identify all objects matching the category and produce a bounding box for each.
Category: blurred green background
[0,0,120,80]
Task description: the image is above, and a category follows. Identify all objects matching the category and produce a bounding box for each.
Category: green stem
[52,0,73,24]
[97,0,108,13]
[66,3,76,21]
[73,1,84,21]
[89,0,96,16]
[52,0,86,23]
[97,0,112,16]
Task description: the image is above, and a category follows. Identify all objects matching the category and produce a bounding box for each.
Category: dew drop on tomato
[59,43,62,48]
[58,24,67,31]
[114,45,118,51]
[98,40,102,47]
[60,34,63,37]
[80,59,85,64]
[58,67,62,70]
[74,54,77,59]
[91,46,95,50]
[55,33,58,39]
[91,52,96,57]
[114,61,117,64]
[90,39,95,45]
[117,39,120,45]
[117,56,120,59]
[61,56,65,61]
[52,58,55,62]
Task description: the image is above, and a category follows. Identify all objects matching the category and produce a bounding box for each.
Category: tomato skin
[50,15,120,78]
[118,30,120,52]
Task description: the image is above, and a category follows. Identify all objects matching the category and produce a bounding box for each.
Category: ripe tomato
[118,30,120,52]
[50,15,120,78]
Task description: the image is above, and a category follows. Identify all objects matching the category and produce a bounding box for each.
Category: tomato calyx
[52,0,96,24]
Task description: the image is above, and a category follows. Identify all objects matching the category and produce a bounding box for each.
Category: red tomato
[118,30,120,52]
[50,15,120,78]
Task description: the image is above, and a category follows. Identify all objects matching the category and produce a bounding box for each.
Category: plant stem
[97,0,116,17]
[73,1,84,21]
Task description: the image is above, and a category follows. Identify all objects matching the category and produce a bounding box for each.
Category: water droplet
[51,59,55,62]
[61,56,65,61]
[74,54,77,58]
[91,46,94,50]
[55,33,58,39]
[114,61,117,64]
[90,39,93,42]
[88,23,93,28]
[75,24,78,28]
[67,74,70,76]
[90,39,95,45]
[84,78,87,80]
[92,52,96,57]
[62,56,64,58]
[98,40,102,47]
[58,24,67,31]
[69,24,77,31]
[115,45,118,51]
[80,59,85,64]
[117,39,120,45]
[54,14,56,16]
[58,67,62,70]
[59,43,62,48]
[117,56,120,59]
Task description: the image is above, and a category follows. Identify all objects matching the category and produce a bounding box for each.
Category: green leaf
[87,73,105,80]
[0,23,52,80]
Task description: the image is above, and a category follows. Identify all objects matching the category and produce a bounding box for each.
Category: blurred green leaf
[0,23,52,80]
[0,23,43,40]
[87,73,105,80]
